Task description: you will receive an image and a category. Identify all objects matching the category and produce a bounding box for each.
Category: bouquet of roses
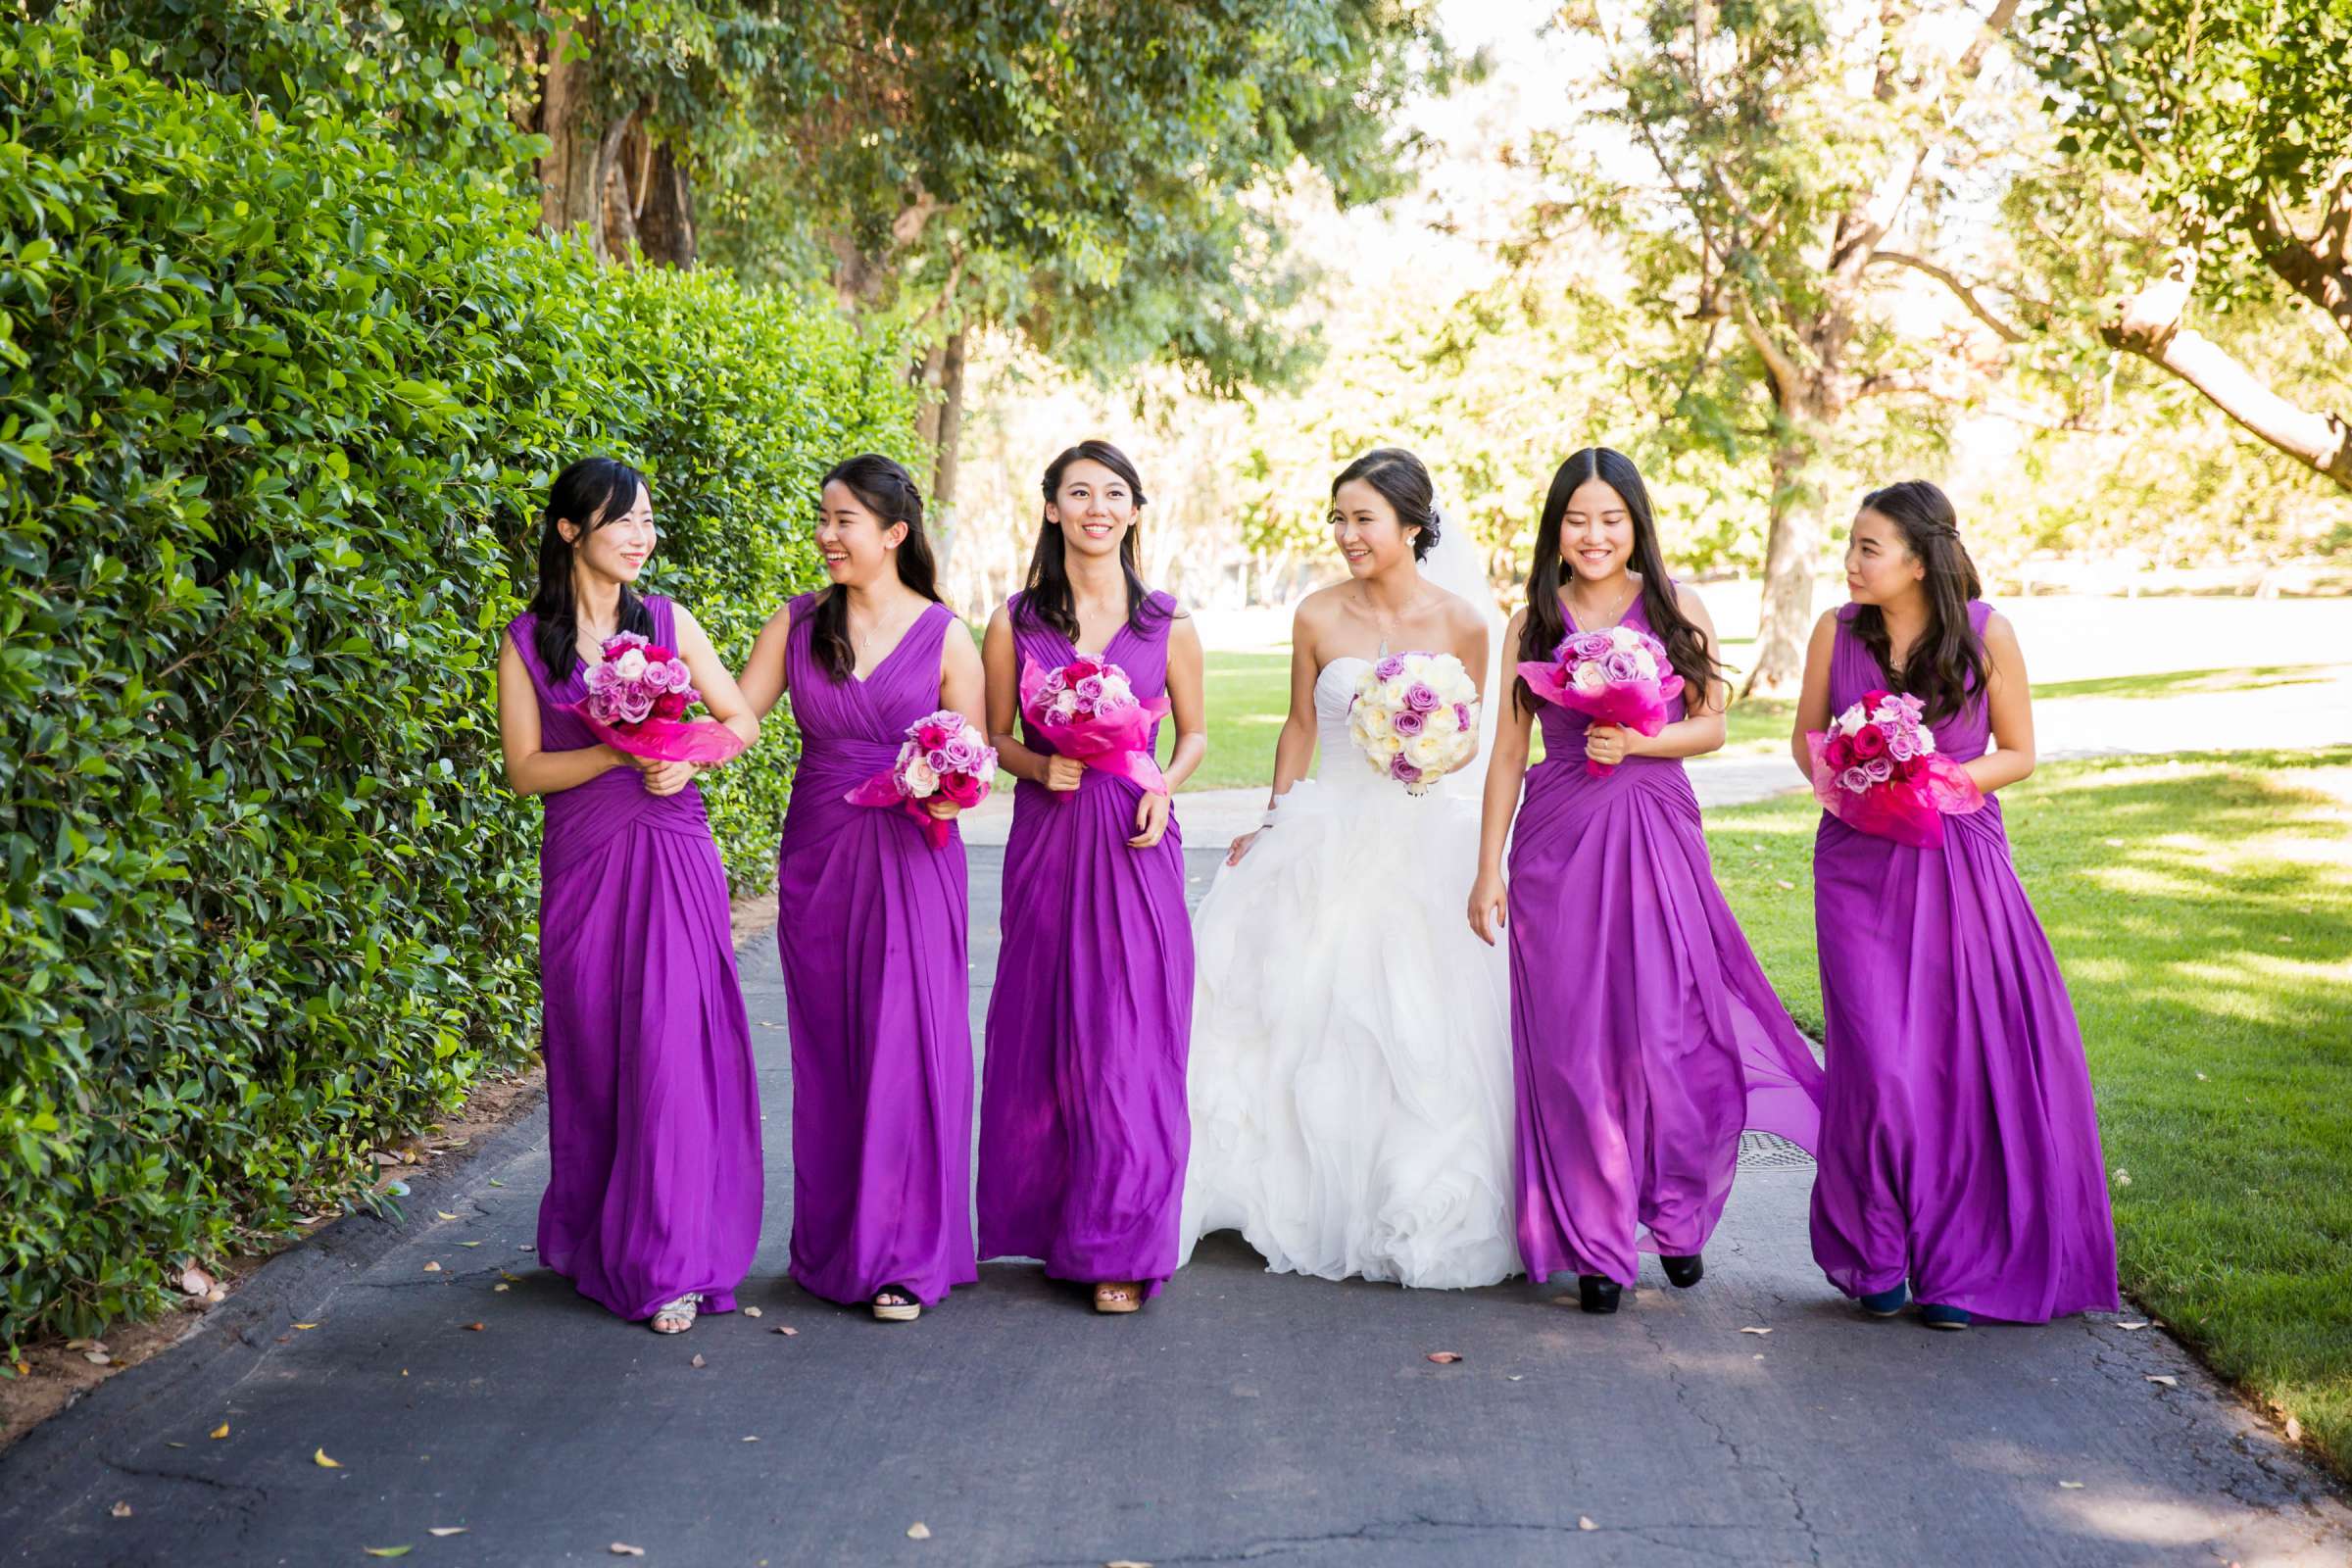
[1347,652,1480,796]
[844,709,996,849]
[571,631,747,764]
[1806,688,1984,849]
[1515,624,1684,777]
[1017,654,1171,802]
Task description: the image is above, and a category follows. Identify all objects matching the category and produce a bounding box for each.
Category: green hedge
[0,21,919,1353]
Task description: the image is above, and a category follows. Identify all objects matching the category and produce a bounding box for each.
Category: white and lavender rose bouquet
[1805,688,1984,849]
[844,709,997,849]
[1347,652,1480,796]
[571,630,746,764]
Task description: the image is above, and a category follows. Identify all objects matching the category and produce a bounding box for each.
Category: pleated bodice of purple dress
[1507,588,1825,1287]
[977,591,1193,1295]
[773,592,978,1307]
[1807,600,2119,1320]
[508,595,762,1320]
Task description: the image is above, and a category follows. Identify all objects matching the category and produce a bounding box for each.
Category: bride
[1179,447,1520,1288]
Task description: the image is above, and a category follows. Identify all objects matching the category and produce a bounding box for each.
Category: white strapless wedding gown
[1178,656,1520,1288]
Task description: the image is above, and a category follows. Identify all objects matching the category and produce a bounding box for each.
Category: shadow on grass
[2031,663,2347,702]
[1714,748,2352,1480]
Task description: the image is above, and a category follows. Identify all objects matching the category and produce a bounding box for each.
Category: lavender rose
[1392,707,1427,737]
[1403,681,1440,712]
[1374,656,1406,682]
[1838,765,1874,793]
[1601,648,1642,683]
[1389,752,1421,783]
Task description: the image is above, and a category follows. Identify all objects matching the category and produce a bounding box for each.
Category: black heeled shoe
[1578,1274,1622,1314]
[1661,1253,1704,1289]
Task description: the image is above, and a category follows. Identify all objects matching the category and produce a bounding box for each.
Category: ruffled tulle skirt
[1177,776,1520,1288]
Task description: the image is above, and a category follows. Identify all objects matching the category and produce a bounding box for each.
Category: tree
[2024,0,2352,488]
[1543,0,2031,694]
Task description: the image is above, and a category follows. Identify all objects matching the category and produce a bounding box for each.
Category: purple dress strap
[979,590,1192,1293]
[506,593,762,1320]
[1808,599,2118,1320]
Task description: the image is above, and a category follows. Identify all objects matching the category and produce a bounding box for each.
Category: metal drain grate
[1737,1131,1816,1170]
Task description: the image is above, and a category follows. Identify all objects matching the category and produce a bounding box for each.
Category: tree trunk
[637,142,698,269]
[1742,425,1826,699]
[536,26,604,249]
[928,327,968,564]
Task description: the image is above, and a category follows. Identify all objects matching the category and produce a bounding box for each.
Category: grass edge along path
[1707,748,2352,1481]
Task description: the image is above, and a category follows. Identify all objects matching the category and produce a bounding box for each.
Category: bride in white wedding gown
[1178,448,1520,1289]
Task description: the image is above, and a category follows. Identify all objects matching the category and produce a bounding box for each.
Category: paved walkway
[5,845,2348,1566]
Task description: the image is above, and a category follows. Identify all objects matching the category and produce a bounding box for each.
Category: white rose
[1405,733,1445,768]
[1609,626,1640,649]
[612,648,649,681]
[1360,708,1396,741]
[1426,707,1458,735]
[904,757,940,797]
[1571,662,1608,696]
[1380,734,1405,757]
[1633,649,1659,681]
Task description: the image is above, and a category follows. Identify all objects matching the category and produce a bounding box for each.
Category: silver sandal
[650,1293,702,1334]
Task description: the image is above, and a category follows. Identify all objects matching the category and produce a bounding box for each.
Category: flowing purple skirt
[535,772,764,1319]
[1808,803,2119,1320]
[979,774,1192,1293]
[1509,757,1823,1287]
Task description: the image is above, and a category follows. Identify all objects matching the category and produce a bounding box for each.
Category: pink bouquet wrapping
[845,709,997,849]
[1515,624,1685,776]
[1806,688,1984,849]
[570,631,747,764]
[1017,655,1171,802]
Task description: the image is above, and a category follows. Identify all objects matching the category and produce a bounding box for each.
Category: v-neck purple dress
[1808,600,2118,1320]
[1507,589,1825,1287]
[774,592,977,1308]
[978,591,1193,1294]
[507,596,762,1320]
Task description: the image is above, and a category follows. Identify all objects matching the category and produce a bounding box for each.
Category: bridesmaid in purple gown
[495,458,765,1336]
[1472,448,1825,1315]
[738,455,986,1324]
[978,441,1207,1314]
[1794,480,2118,1329]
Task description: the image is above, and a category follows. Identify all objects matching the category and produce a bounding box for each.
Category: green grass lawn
[1707,748,2352,1477]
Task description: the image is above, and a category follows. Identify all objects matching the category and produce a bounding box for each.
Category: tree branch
[2250,196,2352,344]
[1867,249,2027,341]
[2107,264,2352,489]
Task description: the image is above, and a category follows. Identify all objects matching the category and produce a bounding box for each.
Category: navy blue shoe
[1859,1282,1910,1318]
[1920,1303,1973,1331]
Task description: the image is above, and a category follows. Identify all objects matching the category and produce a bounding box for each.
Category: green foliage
[0,20,912,1353]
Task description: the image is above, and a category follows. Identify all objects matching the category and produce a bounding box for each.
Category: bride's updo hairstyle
[1331,447,1442,563]
[1515,447,1720,715]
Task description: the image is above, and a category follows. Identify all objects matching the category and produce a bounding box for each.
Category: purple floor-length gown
[775,593,978,1308]
[979,592,1193,1295]
[508,596,762,1320]
[1808,601,2119,1321]
[1508,591,1825,1288]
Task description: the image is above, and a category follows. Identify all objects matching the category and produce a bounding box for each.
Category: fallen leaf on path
[691,1353,707,1368]
[1104,1560,1152,1567]
[2146,1375,2178,1388]
[772,1326,798,1337]
[436,1211,461,1222]
[742,1436,759,1443]
[211,1423,229,1440]
[206,1287,227,1303]
[84,1350,111,1365]
[2285,1416,2303,1441]
[517,1245,535,1252]
[1739,1326,1772,1336]
[293,1322,318,1330]
[907,1523,932,1541]
[464,1322,485,1333]
[500,1271,522,1283]
[494,1284,510,1294]
[427,1528,467,1538]
[457,1242,482,1249]
[361,1549,412,1559]
[487,1179,505,1188]
[2058,1481,2084,1490]
[2117,1320,2150,1331]
[743,1306,762,1318]
[314,1447,342,1467]
[110,1501,132,1518]
[421,1261,441,1273]
[1507,1375,1524,1383]
[1426,1351,1462,1364]
[179,1265,216,1296]
[1775,879,1795,891]
[66,1338,103,1351]
[610,1546,645,1558]
[168,1442,186,1448]
[1578,1516,1597,1531]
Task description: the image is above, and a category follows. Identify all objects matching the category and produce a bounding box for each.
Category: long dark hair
[1331,447,1440,562]
[1015,439,1169,643]
[808,454,942,682]
[529,458,656,678]
[1850,479,1986,725]
[1515,447,1719,714]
